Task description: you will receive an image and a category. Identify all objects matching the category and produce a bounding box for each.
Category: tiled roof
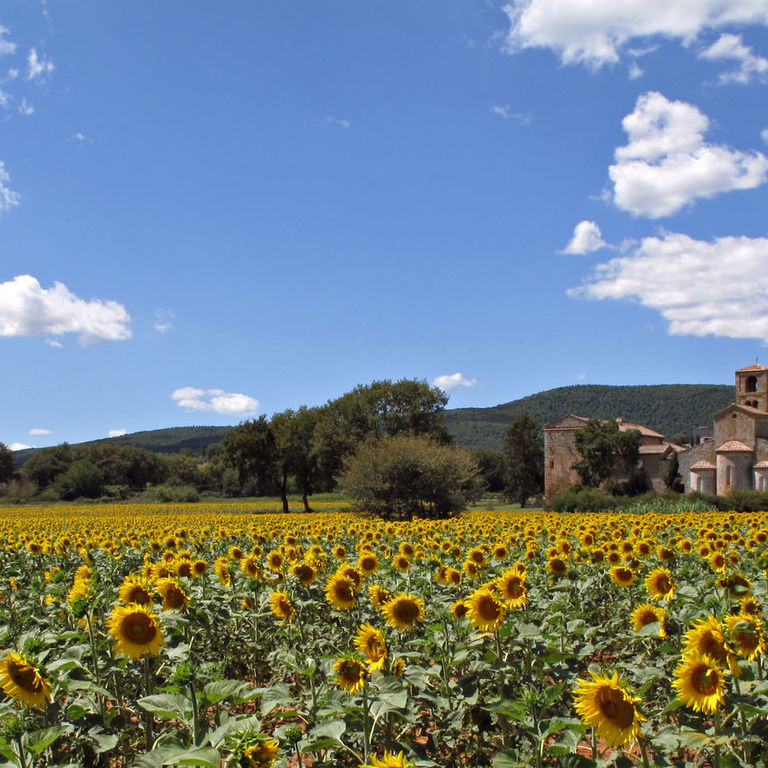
[753,461,768,469]
[736,364,768,372]
[616,420,665,438]
[716,440,754,453]
[690,461,716,470]
[638,444,670,455]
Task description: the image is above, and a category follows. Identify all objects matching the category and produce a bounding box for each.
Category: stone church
[543,364,768,498]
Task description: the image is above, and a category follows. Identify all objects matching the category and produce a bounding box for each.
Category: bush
[723,488,768,512]
[142,484,201,503]
[58,459,104,500]
[338,434,483,520]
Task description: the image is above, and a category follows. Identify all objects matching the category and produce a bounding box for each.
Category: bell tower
[735,364,768,411]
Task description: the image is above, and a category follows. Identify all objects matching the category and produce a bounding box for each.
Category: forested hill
[12,384,734,464]
[442,384,733,450]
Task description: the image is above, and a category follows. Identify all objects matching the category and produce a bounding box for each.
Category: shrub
[338,434,483,520]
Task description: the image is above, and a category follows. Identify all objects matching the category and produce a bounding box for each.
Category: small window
[550,461,554,469]
[746,375,758,392]
[726,466,733,486]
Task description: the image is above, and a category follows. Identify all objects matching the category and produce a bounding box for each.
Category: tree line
[0,379,548,516]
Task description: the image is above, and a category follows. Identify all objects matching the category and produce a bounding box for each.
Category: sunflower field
[0,503,767,768]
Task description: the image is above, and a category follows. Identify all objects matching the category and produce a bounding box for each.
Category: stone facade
[544,415,678,498]
[679,364,768,494]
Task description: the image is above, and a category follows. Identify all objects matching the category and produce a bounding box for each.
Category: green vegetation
[442,383,732,449]
[501,413,543,506]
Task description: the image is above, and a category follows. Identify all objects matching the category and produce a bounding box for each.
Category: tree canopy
[502,413,544,506]
[572,419,641,488]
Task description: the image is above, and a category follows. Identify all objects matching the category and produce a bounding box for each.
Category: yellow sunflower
[683,616,733,667]
[155,578,189,611]
[357,552,379,576]
[325,573,357,610]
[644,566,675,602]
[673,654,726,713]
[495,569,528,609]
[451,599,470,620]
[240,555,260,579]
[725,614,765,660]
[333,657,367,694]
[382,593,424,631]
[630,603,666,637]
[243,735,281,768]
[609,566,636,588]
[354,624,387,672]
[359,750,415,768]
[368,583,392,610]
[572,671,645,748]
[214,557,231,587]
[0,652,51,710]
[547,557,568,578]
[118,574,153,606]
[268,591,295,623]
[292,562,316,586]
[107,604,164,660]
[467,588,505,632]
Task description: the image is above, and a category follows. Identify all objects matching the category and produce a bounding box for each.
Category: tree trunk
[279,473,289,514]
[302,490,313,513]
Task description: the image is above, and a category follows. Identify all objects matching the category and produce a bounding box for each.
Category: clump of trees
[572,418,641,488]
[338,434,483,520]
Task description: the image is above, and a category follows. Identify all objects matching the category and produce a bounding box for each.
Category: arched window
[746,375,758,392]
[726,465,733,486]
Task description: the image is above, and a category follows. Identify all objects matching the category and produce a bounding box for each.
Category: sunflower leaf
[138,693,193,721]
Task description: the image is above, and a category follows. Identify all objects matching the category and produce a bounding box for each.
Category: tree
[338,434,483,520]
[665,451,684,493]
[314,379,450,484]
[572,419,641,488]
[502,413,544,506]
[23,444,73,488]
[0,442,14,485]
[275,406,322,512]
[58,459,104,500]
[471,448,505,493]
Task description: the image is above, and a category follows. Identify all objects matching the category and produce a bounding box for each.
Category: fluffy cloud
[27,47,53,82]
[29,428,51,435]
[490,105,532,123]
[432,373,478,392]
[562,220,607,254]
[108,429,127,437]
[699,33,768,83]
[0,275,132,345]
[172,387,260,416]
[0,26,16,57]
[0,161,19,215]
[153,308,175,332]
[9,442,31,451]
[570,231,768,339]
[609,92,768,218]
[503,0,768,68]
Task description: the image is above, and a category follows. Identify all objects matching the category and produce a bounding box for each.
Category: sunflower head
[467,588,505,632]
[609,566,636,588]
[573,670,645,748]
[382,593,424,631]
[726,614,765,660]
[354,624,387,671]
[107,604,164,660]
[359,750,416,768]
[630,603,666,637]
[292,562,316,585]
[644,566,675,602]
[495,569,528,609]
[156,578,189,611]
[325,574,357,610]
[118,575,153,606]
[268,591,295,623]
[0,652,51,710]
[673,653,726,713]
[333,657,367,694]
[241,734,281,768]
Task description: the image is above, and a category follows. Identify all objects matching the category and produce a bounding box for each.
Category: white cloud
[628,61,644,80]
[29,428,51,435]
[0,26,16,57]
[503,0,768,69]
[0,160,20,215]
[699,33,768,83]
[322,116,351,129]
[570,231,768,339]
[172,387,260,416]
[0,275,132,345]
[432,373,478,392]
[153,308,175,332]
[27,47,53,82]
[490,105,532,123]
[562,220,608,254]
[9,442,31,451]
[72,132,93,145]
[763,126,768,144]
[608,91,768,218]
[108,429,127,437]
[45,339,63,349]
[17,98,33,115]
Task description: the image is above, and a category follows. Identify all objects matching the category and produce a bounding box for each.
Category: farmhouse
[544,364,768,498]
[543,415,679,498]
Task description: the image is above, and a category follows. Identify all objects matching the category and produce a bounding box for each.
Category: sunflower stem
[362,681,371,763]
[713,708,721,768]
[639,736,650,768]
[15,734,26,768]
[143,655,154,752]
[85,609,105,719]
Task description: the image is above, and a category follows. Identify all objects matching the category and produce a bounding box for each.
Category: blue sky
[2,1,768,450]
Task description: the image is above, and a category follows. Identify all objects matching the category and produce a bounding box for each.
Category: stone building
[544,414,679,498]
[679,364,768,494]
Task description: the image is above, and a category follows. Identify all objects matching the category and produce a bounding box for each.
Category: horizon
[2,4,767,451]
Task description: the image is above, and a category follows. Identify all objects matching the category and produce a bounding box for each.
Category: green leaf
[88,726,118,754]
[493,750,523,768]
[162,747,221,767]
[25,726,68,755]
[260,683,293,716]
[202,679,250,704]
[138,693,193,721]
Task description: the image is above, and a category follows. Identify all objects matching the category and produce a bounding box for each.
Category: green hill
[442,384,733,450]
[12,383,735,465]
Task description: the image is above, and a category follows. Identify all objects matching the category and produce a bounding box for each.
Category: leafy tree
[23,443,73,488]
[275,406,323,512]
[338,434,483,520]
[572,419,641,488]
[0,442,14,484]
[58,459,104,500]
[470,448,505,493]
[665,451,684,493]
[314,379,450,484]
[502,413,544,506]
